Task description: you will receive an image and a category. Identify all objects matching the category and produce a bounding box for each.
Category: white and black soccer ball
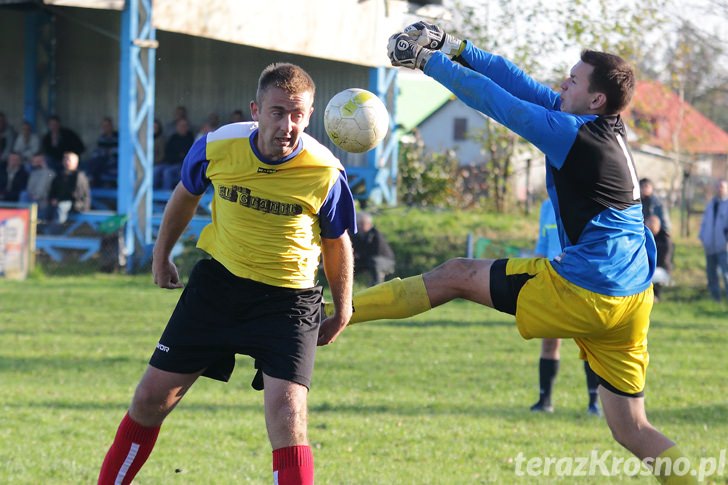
[324,88,389,153]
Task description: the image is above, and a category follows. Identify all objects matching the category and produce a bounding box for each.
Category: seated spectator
[196,112,220,141]
[0,112,17,165]
[0,152,29,202]
[352,211,395,286]
[86,116,119,187]
[13,120,40,167]
[48,151,91,224]
[153,118,166,166]
[229,109,246,123]
[164,105,191,138]
[20,153,56,221]
[42,115,85,172]
[155,118,194,190]
[646,214,674,301]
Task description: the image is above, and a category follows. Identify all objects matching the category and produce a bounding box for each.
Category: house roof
[624,80,728,155]
[397,74,453,131]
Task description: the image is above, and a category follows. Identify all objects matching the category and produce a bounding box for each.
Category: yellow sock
[652,446,697,484]
[323,276,431,325]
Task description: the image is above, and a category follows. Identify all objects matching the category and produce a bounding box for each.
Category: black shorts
[149,258,322,390]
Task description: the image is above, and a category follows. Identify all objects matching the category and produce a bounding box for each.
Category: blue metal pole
[23,12,39,128]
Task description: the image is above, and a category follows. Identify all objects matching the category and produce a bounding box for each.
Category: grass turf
[1,266,726,483]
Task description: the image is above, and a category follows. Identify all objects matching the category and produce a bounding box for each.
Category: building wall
[0,6,376,167]
[417,99,487,166]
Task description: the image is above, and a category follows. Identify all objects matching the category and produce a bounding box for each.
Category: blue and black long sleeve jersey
[424,42,656,296]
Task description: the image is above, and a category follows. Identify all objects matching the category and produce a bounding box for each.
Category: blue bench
[91,188,214,214]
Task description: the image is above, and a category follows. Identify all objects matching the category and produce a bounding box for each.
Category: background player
[529,196,600,416]
[98,62,356,485]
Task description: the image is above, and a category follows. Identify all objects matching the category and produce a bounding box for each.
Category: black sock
[584,361,599,406]
[538,358,559,406]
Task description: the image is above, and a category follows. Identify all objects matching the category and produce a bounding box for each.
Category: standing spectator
[41,115,85,171]
[86,116,119,187]
[645,214,674,301]
[21,153,55,220]
[155,117,194,190]
[48,151,91,223]
[13,120,40,167]
[698,179,728,301]
[0,112,17,165]
[640,178,673,296]
[529,197,600,416]
[152,118,166,166]
[352,211,395,285]
[0,152,29,202]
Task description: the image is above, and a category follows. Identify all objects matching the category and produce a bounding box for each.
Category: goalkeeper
[322,21,696,484]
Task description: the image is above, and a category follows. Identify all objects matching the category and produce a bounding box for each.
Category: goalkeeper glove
[404,20,465,59]
[387,33,434,70]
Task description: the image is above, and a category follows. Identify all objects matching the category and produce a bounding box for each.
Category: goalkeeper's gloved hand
[387,32,434,70]
[403,20,465,59]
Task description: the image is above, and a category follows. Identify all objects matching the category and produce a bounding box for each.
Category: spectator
[0,112,17,165]
[48,151,91,224]
[645,214,674,301]
[86,116,119,187]
[41,115,85,171]
[0,152,29,202]
[229,109,246,123]
[155,117,194,190]
[195,112,220,141]
[352,211,395,285]
[152,118,166,165]
[639,178,671,233]
[698,179,728,301]
[21,153,55,220]
[164,105,190,138]
[13,120,40,167]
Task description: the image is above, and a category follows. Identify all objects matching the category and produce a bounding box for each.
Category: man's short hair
[256,63,315,103]
[639,178,652,188]
[580,50,635,114]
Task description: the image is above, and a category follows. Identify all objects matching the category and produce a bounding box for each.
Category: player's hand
[317,309,352,346]
[152,257,184,289]
[387,33,433,70]
[403,20,464,58]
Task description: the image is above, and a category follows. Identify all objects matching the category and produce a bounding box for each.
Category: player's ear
[590,92,607,112]
[250,100,259,121]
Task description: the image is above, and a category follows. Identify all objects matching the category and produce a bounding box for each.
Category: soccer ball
[324,88,389,153]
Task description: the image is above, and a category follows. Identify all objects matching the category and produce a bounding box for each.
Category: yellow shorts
[490,258,653,395]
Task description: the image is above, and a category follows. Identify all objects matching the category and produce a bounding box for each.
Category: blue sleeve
[180,136,210,195]
[425,52,594,170]
[319,171,357,239]
[459,41,562,110]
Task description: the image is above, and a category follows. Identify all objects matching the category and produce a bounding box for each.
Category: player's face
[251,87,314,161]
[560,61,599,114]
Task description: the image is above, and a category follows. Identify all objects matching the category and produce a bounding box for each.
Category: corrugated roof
[624,80,728,155]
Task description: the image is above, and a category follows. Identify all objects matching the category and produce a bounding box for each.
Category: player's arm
[316,172,356,346]
[402,21,559,108]
[457,42,561,109]
[424,52,589,168]
[152,136,209,289]
[318,232,354,345]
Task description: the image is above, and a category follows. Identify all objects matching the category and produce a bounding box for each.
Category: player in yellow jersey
[98,63,356,485]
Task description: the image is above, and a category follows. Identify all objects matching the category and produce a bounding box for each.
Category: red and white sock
[98,412,160,485]
[272,445,314,485]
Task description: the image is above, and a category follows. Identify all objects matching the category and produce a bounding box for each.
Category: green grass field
[1,254,727,483]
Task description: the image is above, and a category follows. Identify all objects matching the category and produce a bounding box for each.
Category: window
[454,117,467,141]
